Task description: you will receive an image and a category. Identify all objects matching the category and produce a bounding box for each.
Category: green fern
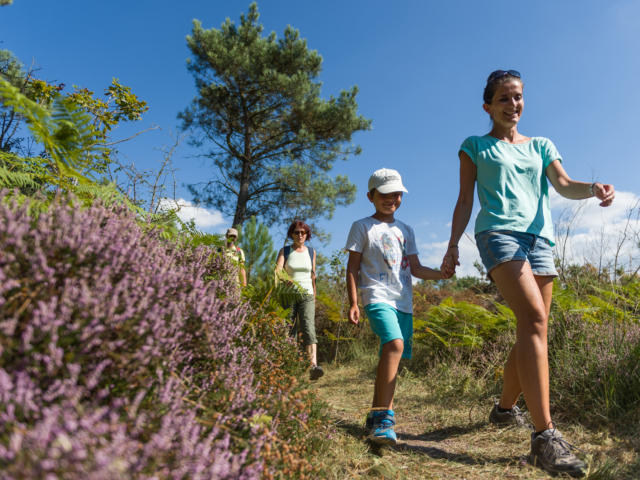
[0,165,41,191]
[414,297,514,350]
[0,78,100,184]
[242,269,307,314]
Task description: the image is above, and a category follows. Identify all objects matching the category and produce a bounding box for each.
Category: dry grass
[309,358,639,479]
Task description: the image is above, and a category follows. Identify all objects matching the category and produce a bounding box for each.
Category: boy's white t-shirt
[345,216,418,313]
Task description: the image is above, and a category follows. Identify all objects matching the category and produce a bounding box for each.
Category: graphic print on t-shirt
[381,231,409,271]
[381,232,398,268]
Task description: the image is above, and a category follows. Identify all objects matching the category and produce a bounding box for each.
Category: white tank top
[285,248,314,295]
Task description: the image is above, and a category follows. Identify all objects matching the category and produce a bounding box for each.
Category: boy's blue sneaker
[366,409,397,445]
[365,411,375,429]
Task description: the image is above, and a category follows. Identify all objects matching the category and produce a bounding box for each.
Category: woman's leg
[499,274,553,409]
[306,343,318,366]
[491,261,553,432]
[299,295,318,365]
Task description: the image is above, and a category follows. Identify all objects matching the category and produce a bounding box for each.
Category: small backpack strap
[283,245,292,264]
[284,245,314,268]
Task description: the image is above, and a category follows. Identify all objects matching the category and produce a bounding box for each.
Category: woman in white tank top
[275,220,323,380]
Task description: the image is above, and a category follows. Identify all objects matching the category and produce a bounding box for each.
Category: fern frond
[0,166,41,190]
[0,79,100,185]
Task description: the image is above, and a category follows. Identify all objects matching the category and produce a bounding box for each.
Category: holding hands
[440,245,459,279]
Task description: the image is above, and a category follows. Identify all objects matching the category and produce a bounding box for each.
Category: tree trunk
[233,109,252,227]
[233,165,250,227]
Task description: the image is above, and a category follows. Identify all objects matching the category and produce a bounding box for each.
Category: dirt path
[313,363,628,479]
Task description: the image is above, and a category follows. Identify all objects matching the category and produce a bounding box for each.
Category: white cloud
[551,189,640,274]
[158,198,226,231]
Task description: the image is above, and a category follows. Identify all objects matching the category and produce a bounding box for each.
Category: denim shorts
[475,230,558,279]
[364,303,413,359]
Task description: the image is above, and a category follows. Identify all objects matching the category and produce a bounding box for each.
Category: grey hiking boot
[309,365,324,380]
[488,401,527,427]
[529,429,587,477]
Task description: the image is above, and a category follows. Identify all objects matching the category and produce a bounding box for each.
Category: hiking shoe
[365,411,374,430]
[367,410,397,445]
[529,429,587,477]
[489,401,527,427]
[309,365,324,380]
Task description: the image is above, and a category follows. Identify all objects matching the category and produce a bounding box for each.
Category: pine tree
[238,216,276,283]
[180,2,371,229]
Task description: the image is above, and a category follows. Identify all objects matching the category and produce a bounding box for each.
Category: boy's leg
[364,304,411,445]
[365,304,411,408]
[372,338,404,409]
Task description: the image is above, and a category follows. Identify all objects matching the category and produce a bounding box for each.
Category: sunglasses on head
[488,69,521,82]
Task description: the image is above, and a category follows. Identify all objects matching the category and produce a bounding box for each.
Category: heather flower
[0,191,316,478]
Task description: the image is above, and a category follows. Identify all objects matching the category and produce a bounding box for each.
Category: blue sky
[2,0,639,275]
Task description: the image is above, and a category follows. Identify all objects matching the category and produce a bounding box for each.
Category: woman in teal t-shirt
[441,70,615,477]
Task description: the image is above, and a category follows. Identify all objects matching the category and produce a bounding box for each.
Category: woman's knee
[516,308,548,337]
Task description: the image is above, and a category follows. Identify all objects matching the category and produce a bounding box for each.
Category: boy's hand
[441,247,459,278]
[348,305,360,325]
[439,269,452,280]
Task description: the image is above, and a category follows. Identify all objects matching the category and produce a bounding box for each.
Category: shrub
[548,300,640,431]
[0,191,316,478]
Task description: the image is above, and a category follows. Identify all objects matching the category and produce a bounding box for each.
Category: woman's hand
[440,246,460,278]
[593,182,615,207]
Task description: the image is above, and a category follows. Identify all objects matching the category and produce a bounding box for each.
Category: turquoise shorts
[364,303,413,359]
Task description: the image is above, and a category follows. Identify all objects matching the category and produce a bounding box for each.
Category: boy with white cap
[345,168,446,445]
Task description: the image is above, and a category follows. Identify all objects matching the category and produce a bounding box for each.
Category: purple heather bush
[0,191,308,479]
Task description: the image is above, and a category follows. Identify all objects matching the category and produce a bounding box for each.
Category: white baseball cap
[367,168,408,194]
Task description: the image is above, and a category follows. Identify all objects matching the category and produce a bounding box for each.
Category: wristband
[590,182,597,197]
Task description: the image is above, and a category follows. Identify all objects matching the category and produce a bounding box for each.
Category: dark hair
[287,220,312,240]
[483,70,523,104]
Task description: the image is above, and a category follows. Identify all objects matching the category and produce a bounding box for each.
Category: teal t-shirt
[460,135,561,244]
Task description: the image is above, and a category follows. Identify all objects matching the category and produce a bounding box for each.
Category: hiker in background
[346,168,446,445]
[441,69,615,477]
[224,227,247,288]
[275,220,324,380]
